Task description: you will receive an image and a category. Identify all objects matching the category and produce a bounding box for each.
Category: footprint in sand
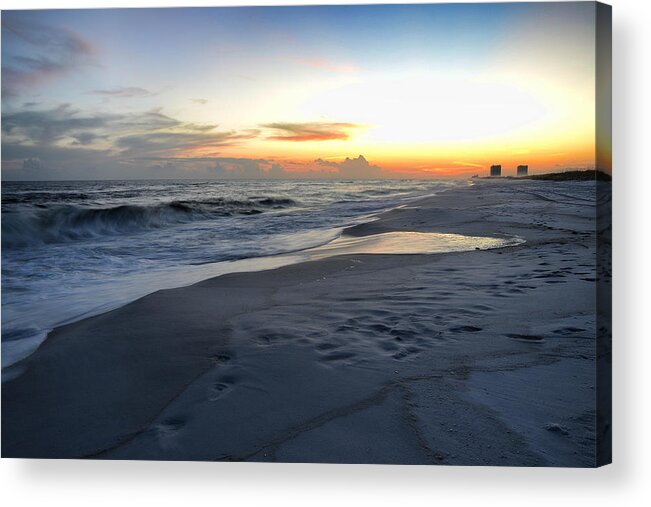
[146,416,186,441]
[316,341,340,351]
[210,353,232,365]
[209,375,237,401]
[472,304,495,311]
[449,325,483,333]
[378,340,400,352]
[256,331,295,345]
[506,333,546,343]
[392,345,422,360]
[320,351,357,362]
[552,327,587,335]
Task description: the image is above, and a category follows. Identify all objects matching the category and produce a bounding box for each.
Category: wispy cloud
[1,17,96,97]
[118,108,181,130]
[1,101,260,168]
[262,122,361,142]
[89,87,155,99]
[2,104,118,144]
[115,130,250,158]
[191,98,209,105]
[452,161,485,169]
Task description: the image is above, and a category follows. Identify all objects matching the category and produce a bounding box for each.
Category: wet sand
[2,179,606,466]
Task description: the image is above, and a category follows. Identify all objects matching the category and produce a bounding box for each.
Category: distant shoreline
[476,169,611,182]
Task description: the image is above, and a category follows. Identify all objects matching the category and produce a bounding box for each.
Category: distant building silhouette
[517,165,529,176]
[490,164,502,177]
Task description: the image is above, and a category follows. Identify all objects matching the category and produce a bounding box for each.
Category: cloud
[89,87,155,99]
[118,108,181,130]
[115,130,246,158]
[71,132,107,146]
[1,100,382,180]
[0,105,207,150]
[1,16,96,97]
[213,158,267,179]
[22,157,43,172]
[2,130,386,180]
[1,141,118,180]
[314,155,383,179]
[453,160,485,169]
[1,101,262,179]
[191,98,209,105]
[262,122,361,142]
[2,104,117,144]
[1,103,236,149]
[128,156,275,180]
[267,163,287,179]
[1,139,228,181]
[207,154,384,180]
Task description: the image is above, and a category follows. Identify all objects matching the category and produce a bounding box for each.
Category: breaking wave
[2,197,298,247]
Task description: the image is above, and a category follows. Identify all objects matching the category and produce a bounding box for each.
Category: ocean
[1,179,458,368]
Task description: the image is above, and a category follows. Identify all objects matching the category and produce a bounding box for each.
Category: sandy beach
[1,179,610,466]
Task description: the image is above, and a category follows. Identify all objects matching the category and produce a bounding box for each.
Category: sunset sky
[1,3,609,180]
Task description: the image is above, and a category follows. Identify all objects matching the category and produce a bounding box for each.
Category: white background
[1,0,649,505]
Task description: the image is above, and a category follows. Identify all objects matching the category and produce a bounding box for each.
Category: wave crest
[2,197,298,247]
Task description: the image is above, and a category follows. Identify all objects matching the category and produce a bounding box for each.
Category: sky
[1,3,609,180]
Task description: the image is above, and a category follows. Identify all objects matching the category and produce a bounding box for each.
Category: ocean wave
[1,197,298,247]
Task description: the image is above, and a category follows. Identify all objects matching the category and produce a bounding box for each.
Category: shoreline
[1,182,459,371]
[2,179,602,465]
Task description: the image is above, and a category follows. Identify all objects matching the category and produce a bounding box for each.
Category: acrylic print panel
[1,2,611,466]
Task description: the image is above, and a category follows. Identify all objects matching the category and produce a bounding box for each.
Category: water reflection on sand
[304,231,524,258]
